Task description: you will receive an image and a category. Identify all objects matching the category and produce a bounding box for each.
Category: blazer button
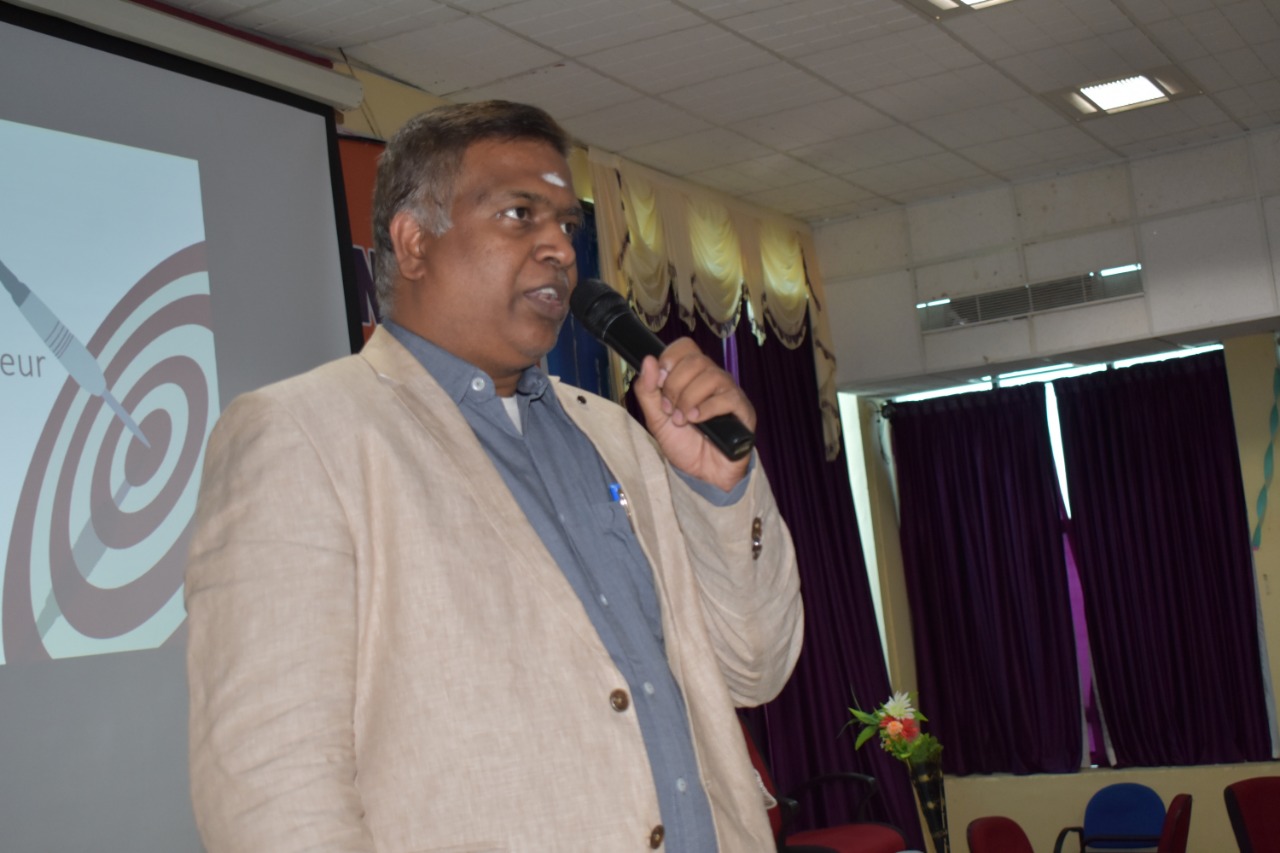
[648,824,665,848]
[609,689,630,712]
[751,517,763,560]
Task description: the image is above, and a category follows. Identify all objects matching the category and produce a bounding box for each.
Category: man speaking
[185,100,803,852]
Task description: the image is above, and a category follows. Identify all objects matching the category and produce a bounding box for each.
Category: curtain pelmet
[584,147,841,460]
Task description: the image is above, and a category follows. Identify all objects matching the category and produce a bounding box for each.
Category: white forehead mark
[542,172,567,188]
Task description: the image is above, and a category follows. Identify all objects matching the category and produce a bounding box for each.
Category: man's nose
[537,223,576,269]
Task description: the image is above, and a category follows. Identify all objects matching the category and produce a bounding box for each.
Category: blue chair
[1053,783,1166,852]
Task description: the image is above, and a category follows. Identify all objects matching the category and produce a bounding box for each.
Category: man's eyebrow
[501,189,584,221]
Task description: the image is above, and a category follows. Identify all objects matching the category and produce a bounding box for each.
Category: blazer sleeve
[184,391,374,853]
[667,456,804,708]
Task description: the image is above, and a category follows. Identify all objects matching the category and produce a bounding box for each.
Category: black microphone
[569,278,755,461]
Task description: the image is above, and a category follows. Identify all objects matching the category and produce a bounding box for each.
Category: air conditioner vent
[918,266,1143,332]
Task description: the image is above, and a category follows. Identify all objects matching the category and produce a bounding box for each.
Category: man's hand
[632,337,756,492]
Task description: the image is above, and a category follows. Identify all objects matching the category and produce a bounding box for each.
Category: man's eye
[501,207,532,222]
[561,220,581,237]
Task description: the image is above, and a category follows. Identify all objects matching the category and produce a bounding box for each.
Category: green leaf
[854,727,876,750]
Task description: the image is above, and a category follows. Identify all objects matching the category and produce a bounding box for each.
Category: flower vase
[908,757,950,853]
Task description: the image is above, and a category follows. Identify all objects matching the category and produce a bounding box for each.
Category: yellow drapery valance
[586,148,841,460]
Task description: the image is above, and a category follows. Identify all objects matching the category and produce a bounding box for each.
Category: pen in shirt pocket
[609,482,636,532]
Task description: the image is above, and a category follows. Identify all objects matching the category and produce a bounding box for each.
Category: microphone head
[569,278,630,338]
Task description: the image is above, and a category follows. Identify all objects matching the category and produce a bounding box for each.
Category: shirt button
[599,594,609,607]
[676,777,688,793]
[470,377,485,392]
[751,517,763,560]
[649,824,665,848]
[643,682,655,695]
[609,689,630,712]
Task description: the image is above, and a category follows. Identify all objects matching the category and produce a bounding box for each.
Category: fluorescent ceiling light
[1046,67,1197,121]
[912,0,1016,18]
[1113,344,1223,369]
[893,382,992,403]
[998,364,1105,387]
[1099,263,1142,277]
[997,363,1074,380]
[1080,75,1167,112]
[915,297,952,309]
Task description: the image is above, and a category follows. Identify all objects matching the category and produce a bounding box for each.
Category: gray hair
[371,100,572,318]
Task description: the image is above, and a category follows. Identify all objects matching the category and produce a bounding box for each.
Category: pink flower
[884,719,904,738]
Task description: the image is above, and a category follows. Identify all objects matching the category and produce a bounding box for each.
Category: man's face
[394,137,583,390]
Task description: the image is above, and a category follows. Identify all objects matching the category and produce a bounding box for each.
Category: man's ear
[389,210,430,282]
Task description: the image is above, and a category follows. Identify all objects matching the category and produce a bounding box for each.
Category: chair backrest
[1157,793,1192,853]
[1225,776,1280,853]
[1083,782,1166,849]
[968,816,1034,853]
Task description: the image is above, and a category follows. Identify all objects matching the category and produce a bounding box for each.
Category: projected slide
[0,118,218,665]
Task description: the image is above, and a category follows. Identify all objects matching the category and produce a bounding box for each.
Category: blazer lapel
[359,328,605,650]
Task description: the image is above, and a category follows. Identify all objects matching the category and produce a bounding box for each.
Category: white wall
[817,127,1280,396]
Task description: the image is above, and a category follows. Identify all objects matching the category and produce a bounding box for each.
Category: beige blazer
[185,327,803,852]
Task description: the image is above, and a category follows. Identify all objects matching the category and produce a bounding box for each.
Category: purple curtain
[1053,351,1271,766]
[890,385,1083,775]
[733,322,922,848]
[624,291,921,846]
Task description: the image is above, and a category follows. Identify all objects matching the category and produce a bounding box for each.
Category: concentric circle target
[3,243,217,662]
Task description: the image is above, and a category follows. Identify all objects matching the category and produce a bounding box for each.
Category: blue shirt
[384,322,733,851]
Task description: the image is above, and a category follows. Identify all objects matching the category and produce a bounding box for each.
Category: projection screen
[0,4,360,849]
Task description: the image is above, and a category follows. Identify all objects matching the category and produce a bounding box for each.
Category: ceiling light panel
[1080,75,1167,111]
[1045,66,1200,121]
[898,0,1019,21]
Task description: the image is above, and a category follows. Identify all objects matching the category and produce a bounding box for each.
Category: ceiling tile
[1121,0,1177,23]
[798,26,980,93]
[678,0,793,18]
[579,24,775,94]
[944,0,1131,60]
[891,174,1001,204]
[484,0,703,56]
[349,16,557,94]
[687,154,832,195]
[959,126,1116,172]
[662,61,839,124]
[1221,2,1280,45]
[730,97,897,150]
[558,97,711,151]
[1146,18,1213,60]
[1083,95,1241,152]
[449,62,640,121]
[743,176,880,219]
[860,64,1026,122]
[1218,46,1275,85]
[720,0,919,56]
[222,0,462,48]
[793,125,945,173]
[847,152,988,197]
[148,0,1280,223]
[911,97,1068,148]
[621,127,772,175]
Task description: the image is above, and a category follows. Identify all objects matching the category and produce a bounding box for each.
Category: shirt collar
[382,320,551,403]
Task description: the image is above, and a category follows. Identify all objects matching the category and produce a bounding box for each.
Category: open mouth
[525,282,569,317]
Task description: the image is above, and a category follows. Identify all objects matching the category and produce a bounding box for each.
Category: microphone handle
[601,317,755,462]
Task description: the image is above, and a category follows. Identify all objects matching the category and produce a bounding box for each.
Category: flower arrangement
[849,691,942,766]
